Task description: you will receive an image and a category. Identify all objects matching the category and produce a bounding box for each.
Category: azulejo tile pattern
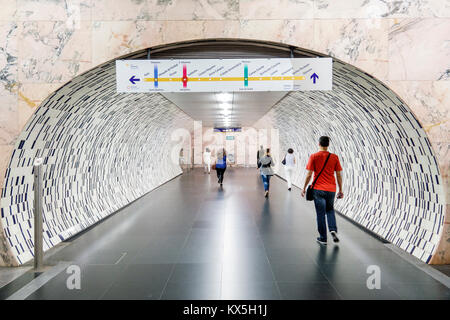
[255,60,446,263]
[0,61,193,266]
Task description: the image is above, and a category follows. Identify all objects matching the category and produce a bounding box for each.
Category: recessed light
[217,93,232,102]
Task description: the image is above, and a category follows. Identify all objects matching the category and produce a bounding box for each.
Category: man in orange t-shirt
[301,136,344,245]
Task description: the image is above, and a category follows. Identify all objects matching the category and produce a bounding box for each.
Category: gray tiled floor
[14,168,449,300]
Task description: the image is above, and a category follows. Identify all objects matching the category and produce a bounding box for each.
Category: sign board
[116,58,332,93]
[214,127,241,132]
[226,136,235,140]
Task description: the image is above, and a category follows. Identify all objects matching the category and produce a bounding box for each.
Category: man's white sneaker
[331,231,339,243]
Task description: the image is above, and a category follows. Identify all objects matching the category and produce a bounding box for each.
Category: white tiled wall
[255,60,446,263]
[0,62,193,265]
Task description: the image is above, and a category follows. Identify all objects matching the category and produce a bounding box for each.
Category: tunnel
[0,39,446,273]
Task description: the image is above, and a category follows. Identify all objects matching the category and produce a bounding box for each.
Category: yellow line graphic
[143,76,305,82]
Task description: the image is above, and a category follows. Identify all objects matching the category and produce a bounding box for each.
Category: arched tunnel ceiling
[135,40,311,127]
[0,40,446,266]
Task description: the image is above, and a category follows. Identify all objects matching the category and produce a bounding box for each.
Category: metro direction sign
[116,58,332,93]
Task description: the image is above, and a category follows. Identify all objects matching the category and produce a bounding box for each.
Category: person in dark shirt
[215,148,227,186]
[301,136,343,245]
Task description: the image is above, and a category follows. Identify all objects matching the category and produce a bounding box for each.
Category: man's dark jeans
[313,189,337,241]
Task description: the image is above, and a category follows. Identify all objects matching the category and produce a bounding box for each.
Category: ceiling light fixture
[217,92,232,103]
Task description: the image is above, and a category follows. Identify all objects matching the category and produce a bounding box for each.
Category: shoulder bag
[306,153,331,201]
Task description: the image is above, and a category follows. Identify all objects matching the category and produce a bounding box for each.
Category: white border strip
[6,261,72,300]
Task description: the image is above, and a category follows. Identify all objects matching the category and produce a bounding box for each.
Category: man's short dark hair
[288,148,294,153]
[319,136,330,147]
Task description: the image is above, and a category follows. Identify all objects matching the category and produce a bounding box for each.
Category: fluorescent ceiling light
[217,93,232,103]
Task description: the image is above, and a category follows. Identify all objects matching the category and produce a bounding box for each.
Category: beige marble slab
[0,21,18,91]
[0,0,17,21]
[149,0,239,20]
[382,0,450,18]
[387,80,449,144]
[18,20,92,83]
[240,0,314,19]
[17,0,92,22]
[239,19,315,49]
[202,20,240,39]
[161,20,204,45]
[92,20,164,65]
[314,0,450,19]
[313,18,389,63]
[389,18,450,81]
[93,0,238,21]
[92,0,150,21]
[315,0,388,19]
[0,91,19,146]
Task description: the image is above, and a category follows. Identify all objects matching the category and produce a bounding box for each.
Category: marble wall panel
[387,80,449,144]
[314,18,389,63]
[314,0,450,18]
[312,18,389,80]
[0,21,19,149]
[92,0,239,21]
[92,21,163,65]
[161,20,205,45]
[389,18,450,81]
[0,21,18,92]
[382,0,450,18]
[240,0,314,19]
[17,0,92,22]
[92,0,151,21]
[202,20,240,39]
[148,0,239,20]
[314,0,390,19]
[0,88,19,146]
[18,20,92,83]
[0,0,17,21]
[240,20,315,49]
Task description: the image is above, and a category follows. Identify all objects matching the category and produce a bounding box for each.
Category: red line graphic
[182,65,188,88]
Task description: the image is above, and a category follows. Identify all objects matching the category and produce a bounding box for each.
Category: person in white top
[203,147,212,174]
[284,148,296,191]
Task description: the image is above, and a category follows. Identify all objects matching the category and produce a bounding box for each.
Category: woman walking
[215,148,227,186]
[258,148,275,198]
[284,148,296,191]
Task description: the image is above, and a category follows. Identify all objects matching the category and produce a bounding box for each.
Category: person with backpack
[282,148,296,191]
[258,148,275,198]
[301,136,344,245]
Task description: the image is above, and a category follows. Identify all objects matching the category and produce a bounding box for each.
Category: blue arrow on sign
[310,73,319,84]
[129,75,140,84]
